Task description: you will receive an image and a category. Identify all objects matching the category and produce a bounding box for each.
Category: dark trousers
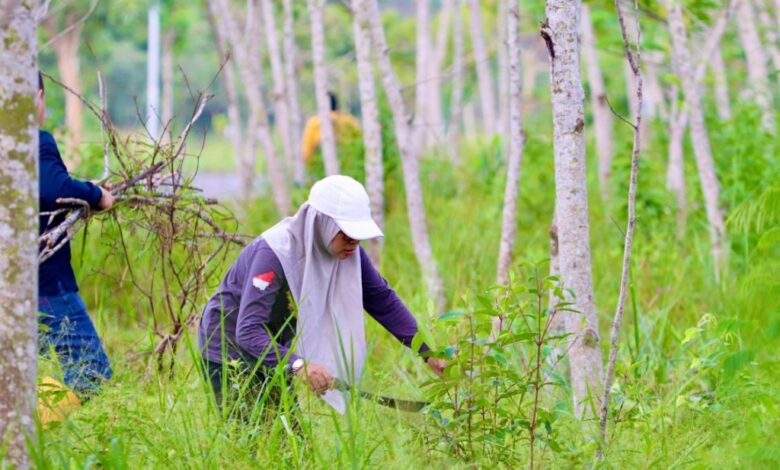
[203,359,299,425]
[38,289,112,397]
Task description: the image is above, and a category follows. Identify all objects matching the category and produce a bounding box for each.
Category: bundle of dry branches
[40,71,250,374]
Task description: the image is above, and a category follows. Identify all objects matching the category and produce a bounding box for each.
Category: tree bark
[413,0,433,152]
[448,0,464,165]
[308,0,340,175]
[667,89,688,240]
[44,13,83,156]
[468,0,497,135]
[362,0,445,309]
[0,3,38,468]
[429,0,452,145]
[283,0,305,184]
[580,3,614,201]
[497,0,510,140]
[710,46,732,120]
[735,0,775,131]
[352,0,384,266]
[161,29,175,134]
[206,0,244,178]
[496,0,525,286]
[542,0,603,418]
[261,0,295,181]
[667,0,727,275]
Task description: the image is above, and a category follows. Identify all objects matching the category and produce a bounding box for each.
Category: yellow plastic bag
[37,376,80,426]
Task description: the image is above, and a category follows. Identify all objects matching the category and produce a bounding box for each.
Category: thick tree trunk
[710,46,732,120]
[362,0,445,309]
[161,29,175,133]
[496,0,525,286]
[0,3,38,468]
[448,0,464,165]
[468,0,497,135]
[352,0,384,265]
[735,0,775,131]
[413,0,433,152]
[206,0,244,178]
[542,0,603,418]
[283,0,305,184]
[668,0,727,275]
[581,3,614,201]
[261,0,295,180]
[308,0,340,175]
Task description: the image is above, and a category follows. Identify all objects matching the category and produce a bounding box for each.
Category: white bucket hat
[307,175,384,241]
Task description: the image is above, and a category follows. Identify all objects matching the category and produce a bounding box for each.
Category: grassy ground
[31,106,780,468]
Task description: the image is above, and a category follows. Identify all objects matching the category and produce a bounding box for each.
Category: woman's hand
[296,362,335,395]
[98,188,114,210]
[426,357,447,378]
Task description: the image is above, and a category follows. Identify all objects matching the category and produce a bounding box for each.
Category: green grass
[30,106,780,468]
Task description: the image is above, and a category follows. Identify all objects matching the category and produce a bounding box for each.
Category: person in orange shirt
[301,92,362,180]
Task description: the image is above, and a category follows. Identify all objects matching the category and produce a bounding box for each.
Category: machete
[334,379,430,412]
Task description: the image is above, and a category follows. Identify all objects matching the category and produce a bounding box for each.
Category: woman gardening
[198,175,445,418]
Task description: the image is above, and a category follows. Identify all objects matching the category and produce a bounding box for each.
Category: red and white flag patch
[252,272,275,291]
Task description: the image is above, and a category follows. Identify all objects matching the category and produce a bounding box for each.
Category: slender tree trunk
[147,2,161,139]
[448,0,464,165]
[667,92,689,240]
[735,0,775,131]
[754,0,780,73]
[212,0,291,213]
[362,0,445,309]
[429,0,452,145]
[581,3,614,201]
[283,0,305,184]
[308,0,340,175]
[496,0,525,287]
[414,0,433,152]
[261,0,295,180]
[468,0,497,135]
[668,0,726,275]
[51,23,83,155]
[0,3,38,468]
[775,0,780,31]
[644,53,666,120]
[710,46,732,120]
[206,0,244,177]
[542,0,603,418]
[522,49,537,102]
[161,29,175,134]
[497,0,510,140]
[352,0,384,265]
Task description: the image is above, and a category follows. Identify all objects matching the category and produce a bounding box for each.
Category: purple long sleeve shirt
[198,238,428,369]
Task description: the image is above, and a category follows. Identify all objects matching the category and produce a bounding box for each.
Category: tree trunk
[362,0,445,309]
[710,46,732,120]
[261,0,295,181]
[580,3,614,201]
[206,0,244,178]
[0,3,38,468]
[496,0,525,286]
[497,0,510,140]
[308,0,340,175]
[429,0,452,145]
[413,0,433,152]
[667,91,689,240]
[352,0,384,266]
[735,0,775,131]
[146,2,161,139]
[468,0,497,135]
[161,29,175,134]
[644,53,667,121]
[283,0,305,184]
[542,0,603,418]
[775,0,780,32]
[668,0,726,275]
[754,0,780,73]
[448,0,464,165]
[212,0,291,214]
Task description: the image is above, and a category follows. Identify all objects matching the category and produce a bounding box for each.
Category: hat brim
[335,218,384,241]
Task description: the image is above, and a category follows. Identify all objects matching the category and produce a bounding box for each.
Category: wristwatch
[290,358,305,375]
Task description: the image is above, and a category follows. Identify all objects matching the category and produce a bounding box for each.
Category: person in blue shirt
[37,72,114,398]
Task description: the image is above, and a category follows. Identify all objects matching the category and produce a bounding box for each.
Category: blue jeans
[38,288,112,396]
